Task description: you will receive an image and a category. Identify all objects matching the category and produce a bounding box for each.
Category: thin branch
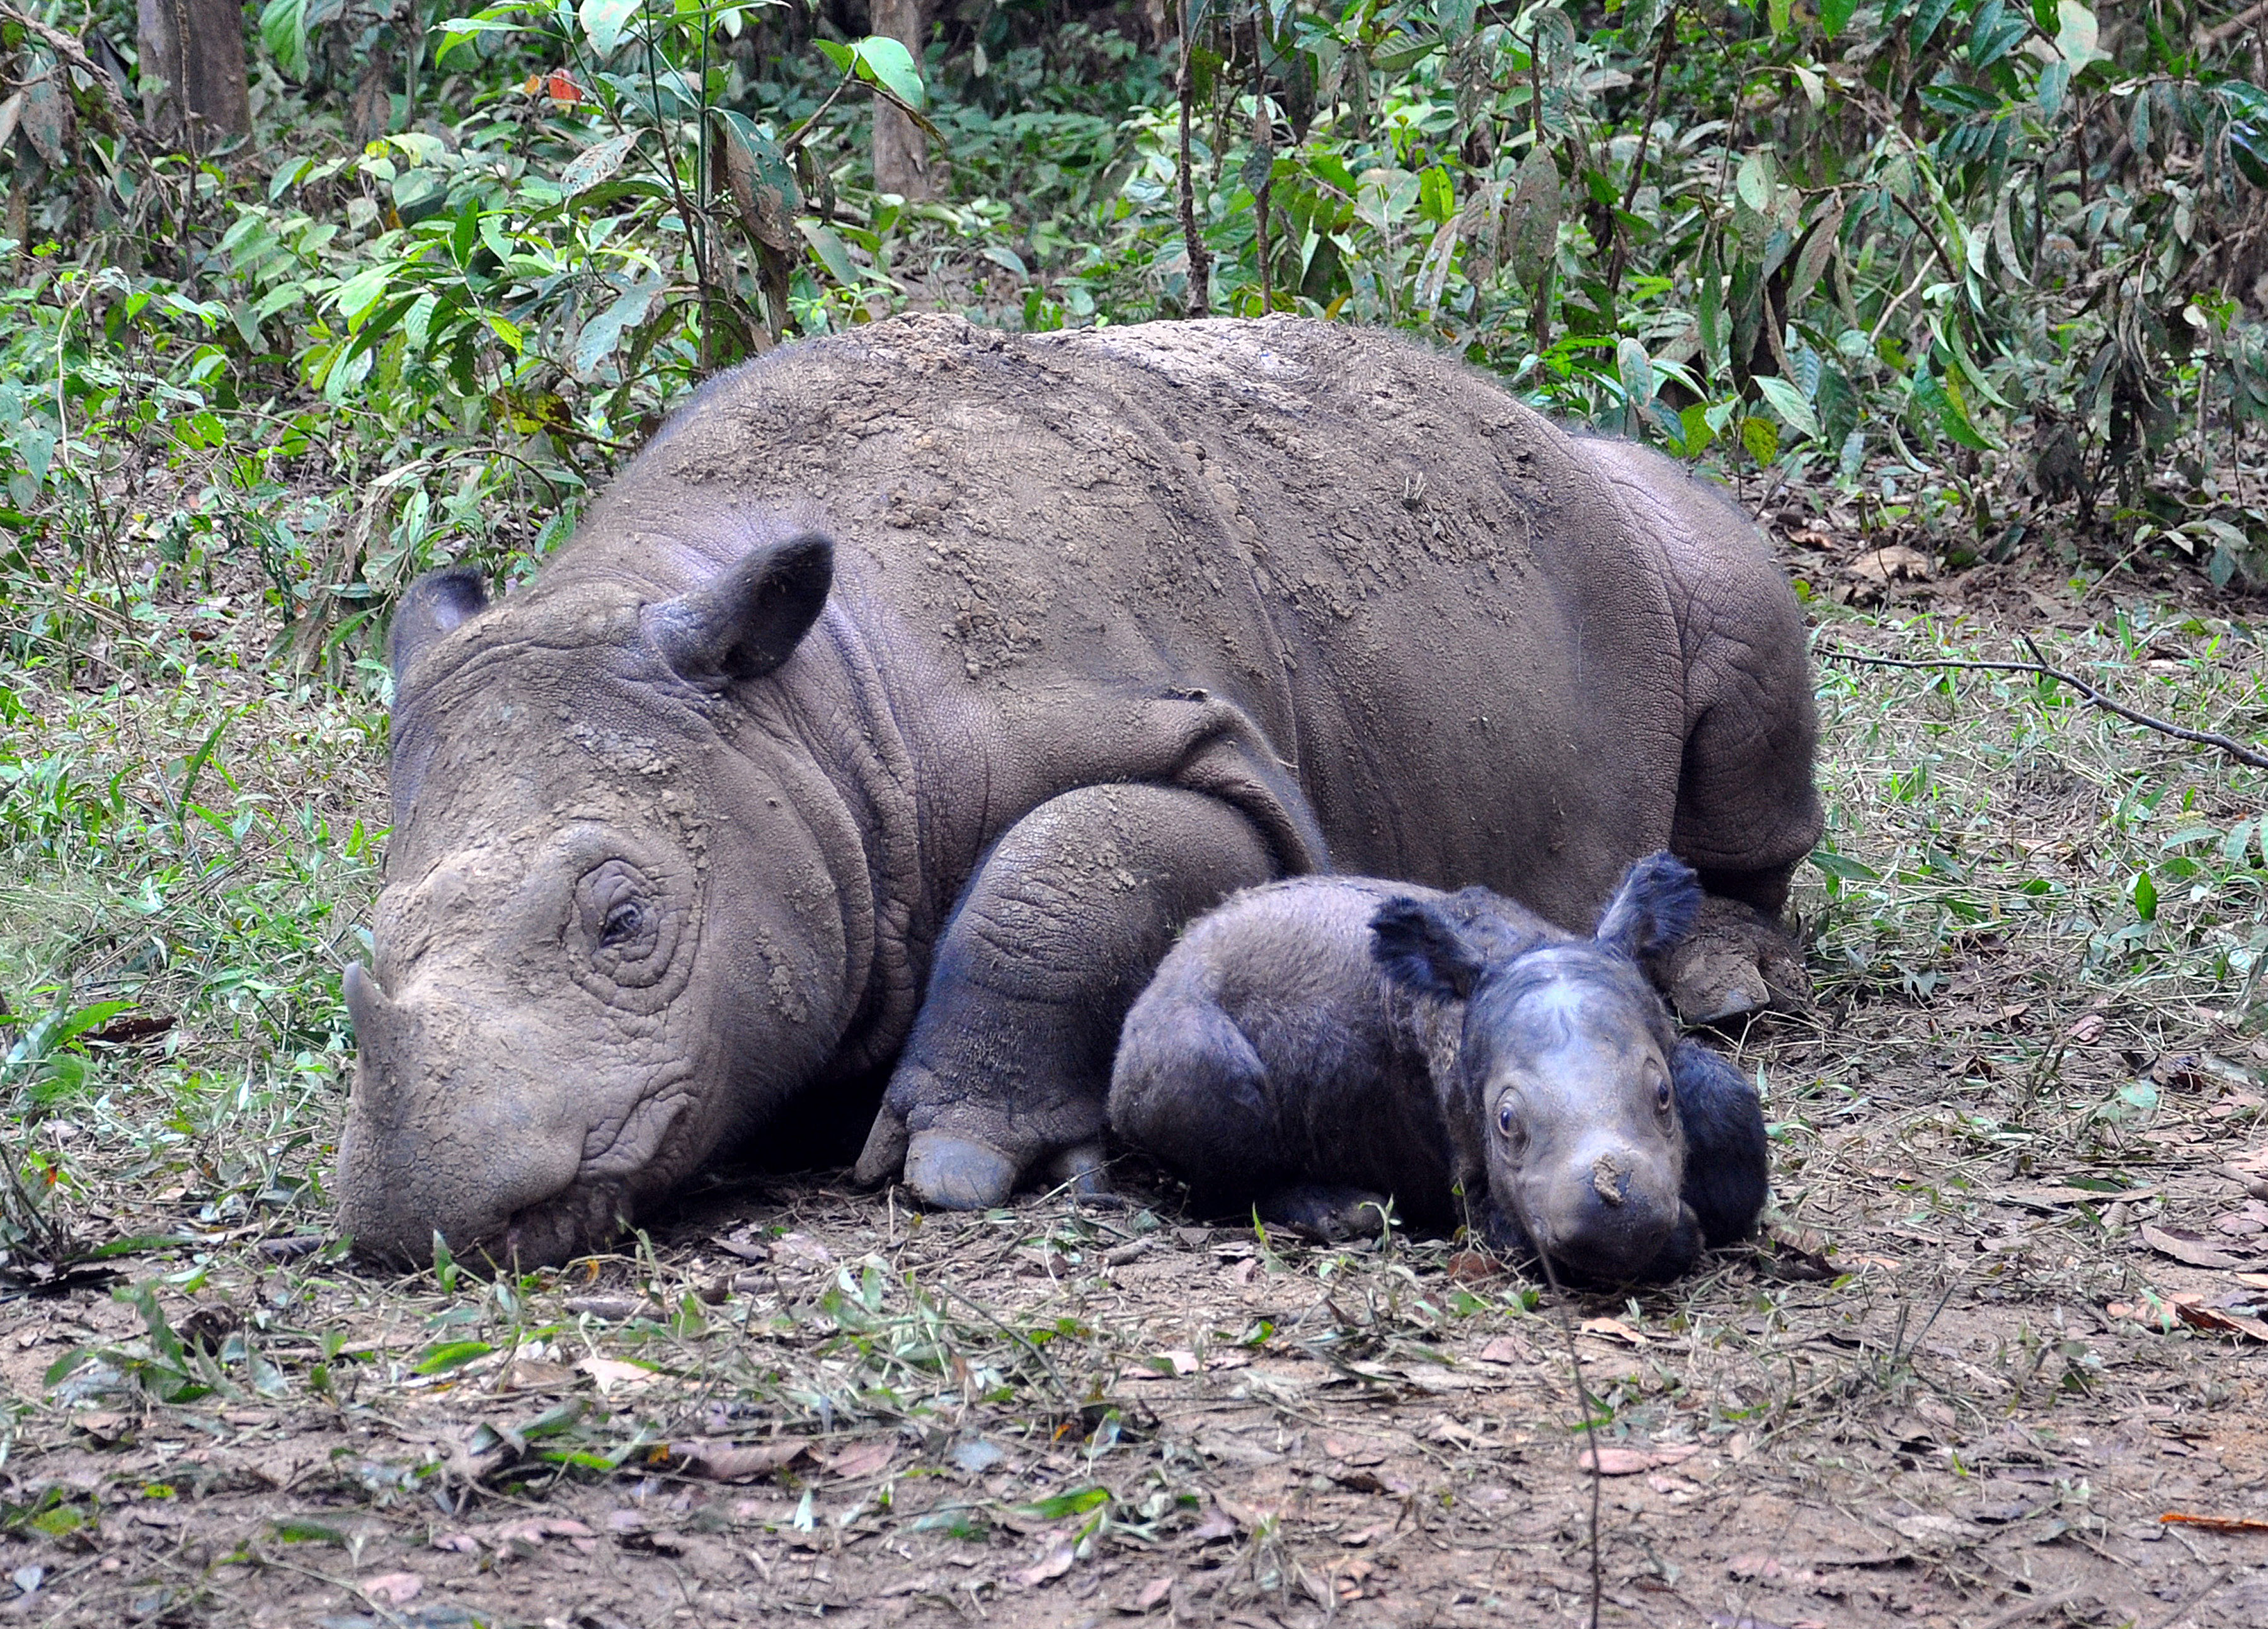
[0,5,144,151]
[1605,9,1676,296]
[1175,0,1210,317]
[2202,1,2268,46]
[1816,640,2268,771]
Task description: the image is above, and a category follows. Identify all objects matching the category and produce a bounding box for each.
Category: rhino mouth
[499,1179,633,1271]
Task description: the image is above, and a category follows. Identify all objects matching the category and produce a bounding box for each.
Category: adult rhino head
[340,530,872,1267]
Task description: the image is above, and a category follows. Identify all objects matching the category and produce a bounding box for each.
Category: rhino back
[549,316,1695,927]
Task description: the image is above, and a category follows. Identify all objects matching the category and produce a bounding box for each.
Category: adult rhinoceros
[340,314,1820,1266]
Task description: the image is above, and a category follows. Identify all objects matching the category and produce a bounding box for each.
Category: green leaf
[571,272,667,380]
[2131,871,2158,922]
[1616,338,1654,407]
[259,0,311,79]
[801,220,860,287]
[1372,32,1442,72]
[1911,370,1995,452]
[413,1340,495,1375]
[2056,0,2109,69]
[1755,375,1820,440]
[1022,1486,1111,1521]
[1741,414,1780,464]
[1735,151,1773,214]
[561,129,641,196]
[1819,0,1857,37]
[579,0,641,55]
[850,36,925,110]
[1809,850,1879,883]
[1910,0,1958,49]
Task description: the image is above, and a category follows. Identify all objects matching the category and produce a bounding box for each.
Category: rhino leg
[857,784,1278,1210]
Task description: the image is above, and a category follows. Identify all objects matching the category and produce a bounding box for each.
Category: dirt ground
[9,510,2268,1629]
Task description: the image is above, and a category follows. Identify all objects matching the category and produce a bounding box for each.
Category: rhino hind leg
[1652,893,1811,1026]
[863,784,1279,1211]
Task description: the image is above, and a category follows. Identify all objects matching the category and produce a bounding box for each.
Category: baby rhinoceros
[1108,855,1768,1283]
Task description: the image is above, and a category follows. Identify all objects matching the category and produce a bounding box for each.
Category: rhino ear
[1594,851,1702,960]
[1372,897,1485,1002]
[390,567,490,683]
[650,532,834,687]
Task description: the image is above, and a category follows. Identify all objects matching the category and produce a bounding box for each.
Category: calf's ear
[390,567,490,684]
[1595,850,1702,959]
[651,531,835,688]
[1371,898,1485,1002]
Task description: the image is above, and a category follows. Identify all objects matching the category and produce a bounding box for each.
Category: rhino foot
[1654,896,1809,1027]
[904,1131,1019,1211]
[1045,1141,1110,1197]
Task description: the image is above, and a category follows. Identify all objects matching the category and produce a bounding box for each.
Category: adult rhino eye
[1655,1077,1674,1114]
[600,900,647,948]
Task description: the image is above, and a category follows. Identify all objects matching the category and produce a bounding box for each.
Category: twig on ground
[1818,637,2268,772]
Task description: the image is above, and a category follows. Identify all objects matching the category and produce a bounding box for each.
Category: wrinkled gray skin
[341,315,1819,1267]
[1109,854,1762,1282]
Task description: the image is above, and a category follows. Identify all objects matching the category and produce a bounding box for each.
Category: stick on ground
[1818,636,2268,772]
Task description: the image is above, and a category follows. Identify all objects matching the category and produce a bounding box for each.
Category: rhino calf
[1108,854,1768,1281]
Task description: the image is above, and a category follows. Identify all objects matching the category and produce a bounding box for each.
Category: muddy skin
[345,316,1816,1266]
[1108,855,1769,1283]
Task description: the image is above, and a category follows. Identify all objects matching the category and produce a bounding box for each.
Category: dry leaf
[770,1232,834,1266]
[1012,1542,1076,1587]
[504,1358,580,1391]
[563,1295,658,1321]
[2141,1223,2245,1271]
[1476,1334,1537,1365]
[2162,1512,2268,1534]
[670,1439,808,1482]
[1846,544,1932,586]
[1188,1500,1240,1543]
[1444,1250,1501,1283]
[1579,1317,1646,1346]
[1578,1443,1698,1476]
[362,1573,423,1606]
[431,1533,480,1554]
[820,1439,896,1480]
[1133,1576,1174,1610]
[576,1356,658,1392]
[2066,1012,2107,1044]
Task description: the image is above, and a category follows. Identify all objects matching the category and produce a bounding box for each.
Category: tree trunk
[869,0,931,200]
[137,0,251,153]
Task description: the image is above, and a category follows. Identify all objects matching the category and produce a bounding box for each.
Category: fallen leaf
[2066,1012,2107,1044]
[2236,1272,2268,1291]
[1475,1334,1535,1364]
[1577,1443,1698,1476]
[431,1533,479,1554]
[1444,1250,1500,1283]
[1322,1436,1388,1465]
[2162,1512,2268,1534]
[1154,1349,1199,1376]
[503,1359,580,1391]
[1846,543,1932,586]
[1579,1317,1646,1346]
[1012,1542,1076,1587]
[670,1439,808,1482]
[576,1356,658,1392]
[770,1232,834,1266]
[563,1295,659,1321]
[362,1574,422,1606]
[820,1439,896,1480]
[2141,1223,2246,1271]
[1133,1576,1174,1610]
[1188,1501,1240,1543]
[1891,1511,1983,1548]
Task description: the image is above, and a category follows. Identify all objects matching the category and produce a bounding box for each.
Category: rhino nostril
[1590,1150,1630,1207]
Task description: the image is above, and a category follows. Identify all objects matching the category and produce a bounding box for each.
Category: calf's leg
[855,784,1278,1210]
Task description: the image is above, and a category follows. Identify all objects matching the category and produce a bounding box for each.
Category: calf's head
[341,532,869,1268]
[1372,855,1701,1281]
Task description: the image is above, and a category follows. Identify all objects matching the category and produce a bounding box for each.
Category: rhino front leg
[855,784,1280,1210]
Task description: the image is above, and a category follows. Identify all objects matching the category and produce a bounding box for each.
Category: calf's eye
[1496,1102,1517,1138]
[1655,1077,1673,1112]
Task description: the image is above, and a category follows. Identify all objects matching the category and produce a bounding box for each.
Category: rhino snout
[1521,1138,1681,1283]
[339,964,606,1267]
